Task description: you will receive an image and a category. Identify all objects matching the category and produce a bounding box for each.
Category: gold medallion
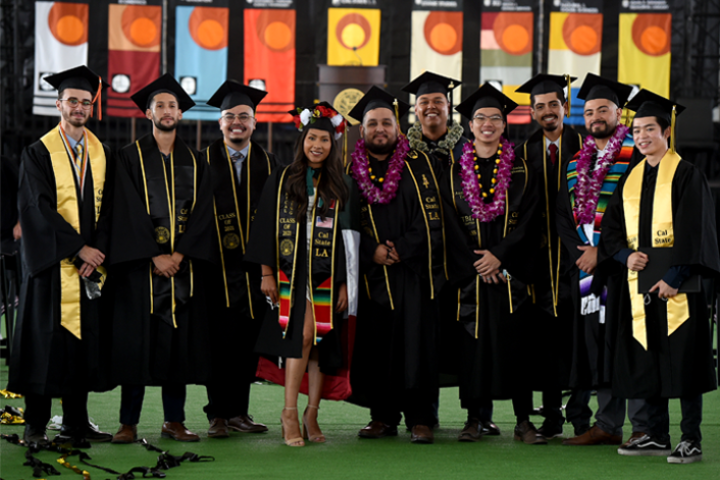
[223,233,240,250]
[333,88,364,124]
[155,226,170,244]
[280,239,294,257]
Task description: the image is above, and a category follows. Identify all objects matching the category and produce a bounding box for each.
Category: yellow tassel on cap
[393,99,403,135]
[670,105,677,153]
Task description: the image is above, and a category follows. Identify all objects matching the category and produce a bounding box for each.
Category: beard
[154,116,178,132]
[589,120,616,139]
[366,140,395,156]
[63,111,88,127]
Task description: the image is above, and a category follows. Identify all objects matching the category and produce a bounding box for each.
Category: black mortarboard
[347,85,411,122]
[207,80,267,111]
[455,83,518,120]
[288,102,347,140]
[131,73,196,112]
[515,74,575,102]
[44,65,105,96]
[577,74,633,107]
[625,89,685,124]
[402,71,461,106]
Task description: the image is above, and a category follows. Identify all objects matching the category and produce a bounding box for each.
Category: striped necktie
[74,143,84,167]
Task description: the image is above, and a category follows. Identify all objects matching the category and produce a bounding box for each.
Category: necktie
[230,151,244,182]
[74,143,84,167]
[548,143,558,166]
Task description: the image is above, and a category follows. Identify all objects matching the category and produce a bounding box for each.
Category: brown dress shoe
[620,431,645,448]
[358,421,398,439]
[207,418,229,438]
[227,415,268,433]
[562,425,622,446]
[111,424,137,444]
[161,422,200,442]
[514,420,548,445]
[410,425,434,444]
[458,419,482,442]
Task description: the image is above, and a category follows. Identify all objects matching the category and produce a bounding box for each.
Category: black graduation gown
[599,159,720,398]
[203,139,278,384]
[106,133,214,386]
[439,153,539,400]
[514,126,582,390]
[421,132,468,173]
[245,167,358,372]
[349,152,440,406]
[1,155,21,255]
[8,137,114,396]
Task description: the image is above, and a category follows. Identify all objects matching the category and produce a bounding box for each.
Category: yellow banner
[618,13,671,97]
[327,8,381,66]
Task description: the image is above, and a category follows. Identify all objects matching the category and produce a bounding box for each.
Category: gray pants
[595,388,649,437]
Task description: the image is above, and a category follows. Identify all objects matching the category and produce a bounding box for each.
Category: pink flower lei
[458,138,515,222]
[573,124,629,225]
[350,134,410,205]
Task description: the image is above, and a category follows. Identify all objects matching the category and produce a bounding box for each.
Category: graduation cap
[455,83,518,120]
[402,71,461,109]
[206,80,267,112]
[625,89,685,153]
[577,73,633,107]
[515,73,576,117]
[44,65,107,120]
[288,101,347,140]
[131,73,196,113]
[347,86,412,126]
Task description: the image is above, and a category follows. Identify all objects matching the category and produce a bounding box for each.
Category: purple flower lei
[349,134,409,205]
[573,124,629,225]
[458,138,515,222]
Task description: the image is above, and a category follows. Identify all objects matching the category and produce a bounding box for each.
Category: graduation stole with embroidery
[622,151,690,350]
[41,125,106,339]
[136,138,197,328]
[207,141,271,315]
[449,158,528,337]
[276,169,340,344]
[566,136,633,319]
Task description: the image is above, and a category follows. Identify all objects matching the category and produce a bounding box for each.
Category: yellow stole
[40,125,106,340]
[622,151,689,350]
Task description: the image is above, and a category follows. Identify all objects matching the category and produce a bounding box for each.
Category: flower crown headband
[291,104,347,140]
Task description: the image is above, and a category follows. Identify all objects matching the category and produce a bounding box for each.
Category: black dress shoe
[481,420,501,436]
[56,424,112,444]
[538,421,564,439]
[23,424,49,446]
[83,424,113,442]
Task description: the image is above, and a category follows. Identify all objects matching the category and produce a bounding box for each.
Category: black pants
[371,388,437,428]
[204,381,251,421]
[119,384,186,425]
[565,389,593,430]
[647,395,703,443]
[24,391,88,429]
[463,393,533,425]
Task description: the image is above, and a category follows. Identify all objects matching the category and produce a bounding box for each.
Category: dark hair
[58,89,65,99]
[530,91,566,109]
[632,115,670,131]
[284,128,349,222]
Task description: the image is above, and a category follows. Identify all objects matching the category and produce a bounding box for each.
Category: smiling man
[201,80,279,438]
[8,66,113,446]
[346,86,440,444]
[556,74,648,447]
[513,74,583,439]
[107,74,215,443]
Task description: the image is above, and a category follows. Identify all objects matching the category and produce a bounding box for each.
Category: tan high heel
[302,405,326,443]
[281,407,304,447]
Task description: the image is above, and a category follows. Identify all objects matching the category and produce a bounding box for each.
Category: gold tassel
[393,99,403,135]
[343,127,348,167]
[670,105,677,153]
[565,74,571,118]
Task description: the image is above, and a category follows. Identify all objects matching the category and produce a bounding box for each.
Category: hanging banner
[410,1,463,121]
[618,1,671,98]
[107,2,162,118]
[548,0,604,125]
[174,0,229,120]
[479,0,534,125]
[244,0,296,123]
[327,1,381,67]
[33,1,89,116]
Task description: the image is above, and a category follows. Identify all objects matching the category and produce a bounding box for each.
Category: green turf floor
[1,365,719,480]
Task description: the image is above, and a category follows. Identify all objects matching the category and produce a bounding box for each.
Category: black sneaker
[538,422,564,439]
[667,440,702,464]
[617,434,671,456]
[480,421,501,436]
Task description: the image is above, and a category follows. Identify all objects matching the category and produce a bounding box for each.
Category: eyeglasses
[222,113,255,123]
[60,98,93,109]
[473,115,504,125]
